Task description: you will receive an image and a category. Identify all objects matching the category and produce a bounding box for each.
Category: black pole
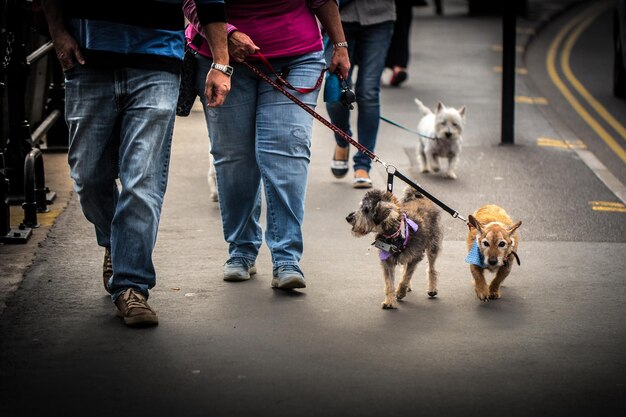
[501,1,517,144]
[5,0,34,195]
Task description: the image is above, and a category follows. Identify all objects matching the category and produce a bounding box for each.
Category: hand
[329,47,350,81]
[51,30,84,71]
[228,31,260,62]
[204,70,231,108]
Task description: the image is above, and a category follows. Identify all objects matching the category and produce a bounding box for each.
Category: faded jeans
[326,20,394,172]
[195,51,325,268]
[64,65,177,300]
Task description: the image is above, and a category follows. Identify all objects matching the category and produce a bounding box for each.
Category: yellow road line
[491,44,525,53]
[561,6,626,142]
[591,206,626,212]
[537,137,587,149]
[9,206,64,228]
[547,1,626,163]
[516,96,549,105]
[589,201,626,212]
[590,200,626,207]
[493,66,528,74]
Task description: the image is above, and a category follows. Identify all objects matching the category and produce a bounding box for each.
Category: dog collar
[374,214,418,261]
[504,251,521,266]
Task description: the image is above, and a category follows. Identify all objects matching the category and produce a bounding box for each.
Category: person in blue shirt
[42,0,231,327]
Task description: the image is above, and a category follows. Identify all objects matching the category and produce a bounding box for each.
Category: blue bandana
[465,240,487,268]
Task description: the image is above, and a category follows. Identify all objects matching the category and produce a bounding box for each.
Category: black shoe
[331,145,350,178]
[390,70,408,87]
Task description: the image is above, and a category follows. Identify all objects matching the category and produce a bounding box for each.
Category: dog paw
[488,292,501,300]
[432,166,440,173]
[475,290,490,302]
[382,301,397,309]
[445,171,457,180]
[427,290,438,298]
[420,168,430,174]
[396,285,409,300]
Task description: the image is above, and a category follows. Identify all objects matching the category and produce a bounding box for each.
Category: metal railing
[1,0,63,243]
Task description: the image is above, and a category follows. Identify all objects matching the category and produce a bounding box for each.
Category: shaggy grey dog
[346,187,443,309]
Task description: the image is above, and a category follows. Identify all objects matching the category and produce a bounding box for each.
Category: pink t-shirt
[183,0,326,60]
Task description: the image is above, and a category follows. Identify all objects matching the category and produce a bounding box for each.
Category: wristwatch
[210,63,234,76]
[334,41,348,48]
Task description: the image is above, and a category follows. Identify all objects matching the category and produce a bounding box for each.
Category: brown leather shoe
[115,288,159,327]
[103,248,112,293]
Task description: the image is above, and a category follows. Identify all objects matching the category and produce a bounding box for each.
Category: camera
[339,79,356,110]
[323,71,356,110]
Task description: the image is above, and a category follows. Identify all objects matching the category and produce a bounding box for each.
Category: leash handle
[387,172,394,193]
[386,165,396,193]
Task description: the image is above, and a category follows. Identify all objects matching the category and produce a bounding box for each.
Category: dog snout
[488,257,498,266]
[445,131,452,138]
[346,212,356,225]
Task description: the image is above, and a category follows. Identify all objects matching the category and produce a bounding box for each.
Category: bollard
[0,157,32,243]
[21,148,46,228]
[0,168,11,237]
[500,1,517,144]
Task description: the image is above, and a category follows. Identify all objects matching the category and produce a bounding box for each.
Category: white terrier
[414,98,466,180]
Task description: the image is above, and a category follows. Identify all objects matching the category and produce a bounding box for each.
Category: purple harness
[377,214,419,261]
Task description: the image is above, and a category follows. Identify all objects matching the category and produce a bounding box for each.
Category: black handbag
[176,33,203,117]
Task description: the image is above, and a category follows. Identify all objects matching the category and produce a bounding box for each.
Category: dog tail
[414,98,432,116]
[402,186,424,202]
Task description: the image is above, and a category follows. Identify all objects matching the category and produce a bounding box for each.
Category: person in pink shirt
[183,0,350,289]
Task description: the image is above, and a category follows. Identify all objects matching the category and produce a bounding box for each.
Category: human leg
[64,66,119,251]
[108,68,178,302]
[255,51,324,275]
[198,55,263,267]
[326,22,359,178]
[352,21,395,173]
[386,0,413,70]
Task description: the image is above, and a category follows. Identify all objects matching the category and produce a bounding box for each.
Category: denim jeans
[326,21,394,172]
[64,65,178,300]
[195,51,325,268]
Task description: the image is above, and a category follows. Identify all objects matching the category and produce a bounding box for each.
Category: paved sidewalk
[1,1,624,416]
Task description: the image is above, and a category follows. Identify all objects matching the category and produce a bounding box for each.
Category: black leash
[242,60,468,225]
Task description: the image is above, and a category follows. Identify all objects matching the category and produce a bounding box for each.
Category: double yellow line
[546,0,626,163]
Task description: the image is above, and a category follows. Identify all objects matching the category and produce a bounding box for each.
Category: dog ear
[507,220,522,234]
[468,215,483,233]
[436,101,446,114]
[458,105,467,119]
[373,201,392,226]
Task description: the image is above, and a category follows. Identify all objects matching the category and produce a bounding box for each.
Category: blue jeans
[64,65,178,301]
[326,21,394,172]
[195,51,325,268]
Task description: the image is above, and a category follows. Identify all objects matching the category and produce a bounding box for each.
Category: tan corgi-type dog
[466,205,522,301]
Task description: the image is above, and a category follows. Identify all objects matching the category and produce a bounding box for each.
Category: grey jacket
[340,0,396,25]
